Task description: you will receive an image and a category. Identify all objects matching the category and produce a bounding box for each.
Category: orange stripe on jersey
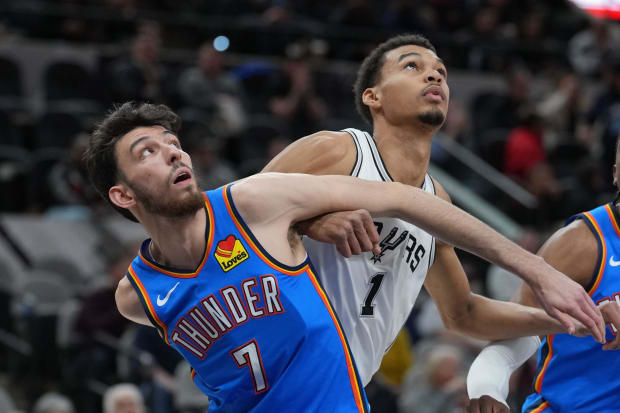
[127,265,170,344]
[534,335,554,393]
[138,195,215,278]
[605,204,620,237]
[531,401,550,412]
[306,266,366,412]
[583,211,607,295]
[222,184,308,276]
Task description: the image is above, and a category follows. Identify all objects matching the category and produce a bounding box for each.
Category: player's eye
[437,68,447,78]
[140,147,154,158]
[405,62,417,70]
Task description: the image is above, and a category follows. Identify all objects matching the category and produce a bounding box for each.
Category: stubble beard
[128,179,204,218]
[417,109,445,127]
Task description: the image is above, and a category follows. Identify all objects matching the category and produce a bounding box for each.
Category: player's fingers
[568,306,604,343]
[553,309,577,336]
[574,294,606,343]
[348,232,362,255]
[581,291,606,339]
[468,399,481,413]
[336,241,352,258]
[352,216,374,253]
[359,210,379,245]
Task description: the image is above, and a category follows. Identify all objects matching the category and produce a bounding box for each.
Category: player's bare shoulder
[538,218,599,287]
[263,130,357,175]
[115,275,152,326]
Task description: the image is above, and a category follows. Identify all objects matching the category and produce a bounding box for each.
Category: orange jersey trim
[138,195,215,278]
[127,265,170,344]
[605,204,620,237]
[530,401,550,412]
[534,335,554,393]
[306,266,366,412]
[222,184,308,276]
[583,211,607,295]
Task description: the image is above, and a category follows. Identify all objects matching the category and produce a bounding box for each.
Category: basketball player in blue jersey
[467,138,620,413]
[262,33,608,387]
[86,102,604,412]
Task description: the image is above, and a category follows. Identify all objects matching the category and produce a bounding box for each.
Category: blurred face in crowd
[109,125,204,220]
[111,394,144,413]
[367,44,449,127]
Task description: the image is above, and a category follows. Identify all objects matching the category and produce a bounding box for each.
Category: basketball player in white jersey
[262,33,606,386]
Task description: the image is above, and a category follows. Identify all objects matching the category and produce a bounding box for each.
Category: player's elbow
[441,298,480,336]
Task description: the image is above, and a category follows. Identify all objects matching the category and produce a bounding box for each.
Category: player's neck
[144,207,207,270]
[371,120,435,187]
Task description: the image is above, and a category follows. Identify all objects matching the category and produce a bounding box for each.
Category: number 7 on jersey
[231,339,269,393]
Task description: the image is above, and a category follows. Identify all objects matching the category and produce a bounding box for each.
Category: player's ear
[362,87,381,110]
[614,164,618,186]
[109,184,136,210]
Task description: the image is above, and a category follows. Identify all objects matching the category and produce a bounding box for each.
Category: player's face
[112,125,204,218]
[373,45,449,127]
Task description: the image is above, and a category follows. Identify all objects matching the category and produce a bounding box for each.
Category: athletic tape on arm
[467,336,541,405]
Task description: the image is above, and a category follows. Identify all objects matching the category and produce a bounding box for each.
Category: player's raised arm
[232,172,605,343]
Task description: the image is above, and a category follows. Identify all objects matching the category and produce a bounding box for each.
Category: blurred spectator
[121,325,182,413]
[177,42,248,137]
[68,244,135,411]
[268,40,327,138]
[398,344,467,413]
[106,21,169,104]
[536,71,584,149]
[380,0,434,33]
[0,386,17,413]
[33,392,75,413]
[103,383,145,413]
[471,64,532,138]
[43,133,101,218]
[329,0,378,27]
[581,53,620,191]
[569,18,620,78]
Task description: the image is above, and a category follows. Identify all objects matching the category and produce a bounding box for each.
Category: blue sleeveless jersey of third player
[125,185,369,412]
[523,203,620,413]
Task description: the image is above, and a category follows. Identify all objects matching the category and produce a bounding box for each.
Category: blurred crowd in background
[1,0,620,412]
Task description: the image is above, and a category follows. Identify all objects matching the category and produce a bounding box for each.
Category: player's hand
[468,395,509,413]
[600,300,620,350]
[530,263,606,344]
[296,210,380,257]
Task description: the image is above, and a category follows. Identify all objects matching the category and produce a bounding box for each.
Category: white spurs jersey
[303,128,436,386]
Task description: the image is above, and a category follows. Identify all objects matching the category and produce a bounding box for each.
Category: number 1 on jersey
[231,339,269,393]
[361,273,385,317]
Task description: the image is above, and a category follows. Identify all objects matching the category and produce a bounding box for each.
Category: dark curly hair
[84,102,182,222]
[353,33,436,126]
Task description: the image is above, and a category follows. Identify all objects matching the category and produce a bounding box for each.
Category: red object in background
[570,0,620,20]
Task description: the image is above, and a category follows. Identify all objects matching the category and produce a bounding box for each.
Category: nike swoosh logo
[157,281,180,306]
[609,256,620,267]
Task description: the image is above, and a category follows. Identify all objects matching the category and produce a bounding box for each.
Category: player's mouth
[422,85,445,102]
[171,168,193,186]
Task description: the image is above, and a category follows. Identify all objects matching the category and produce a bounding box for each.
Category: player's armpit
[261,130,356,175]
[115,276,153,327]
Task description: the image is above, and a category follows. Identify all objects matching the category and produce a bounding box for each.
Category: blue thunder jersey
[523,203,620,413]
[125,186,369,413]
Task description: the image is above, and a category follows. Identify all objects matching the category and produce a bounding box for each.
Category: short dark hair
[85,102,182,222]
[353,33,437,126]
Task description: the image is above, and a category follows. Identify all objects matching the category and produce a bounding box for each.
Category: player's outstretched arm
[233,172,605,342]
[466,218,620,411]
